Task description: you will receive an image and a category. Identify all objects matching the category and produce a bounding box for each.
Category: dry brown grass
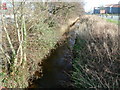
[72,15,120,88]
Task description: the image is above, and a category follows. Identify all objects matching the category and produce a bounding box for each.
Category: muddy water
[28,31,77,88]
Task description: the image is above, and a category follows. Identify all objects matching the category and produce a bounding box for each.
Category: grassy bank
[72,15,120,88]
[1,2,84,88]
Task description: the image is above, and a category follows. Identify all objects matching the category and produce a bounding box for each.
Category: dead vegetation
[72,15,120,88]
[2,1,119,88]
[0,2,84,88]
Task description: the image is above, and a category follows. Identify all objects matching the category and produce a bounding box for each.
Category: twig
[1,16,16,55]
[0,47,11,64]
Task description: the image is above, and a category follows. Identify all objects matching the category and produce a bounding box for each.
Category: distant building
[100,10,106,14]
[105,4,120,14]
[94,4,120,14]
[0,2,7,10]
[94,7,100,14]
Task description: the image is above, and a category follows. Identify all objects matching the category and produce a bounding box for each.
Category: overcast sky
[84,0,120,12]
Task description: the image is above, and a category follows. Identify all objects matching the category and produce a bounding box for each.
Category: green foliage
[106,19,120,25]
[1,2,84,88]
[72,37,99,88]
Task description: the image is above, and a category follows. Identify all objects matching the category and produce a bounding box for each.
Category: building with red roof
[105,4,120,14]
[94,4,120,14]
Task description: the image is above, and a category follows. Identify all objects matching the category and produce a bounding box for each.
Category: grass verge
[105,19,120,25]
[72,15,120,88]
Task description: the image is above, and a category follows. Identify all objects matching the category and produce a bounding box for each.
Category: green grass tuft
[106,19,120,25]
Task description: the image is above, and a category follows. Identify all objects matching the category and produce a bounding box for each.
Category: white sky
[84,0,120,12]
